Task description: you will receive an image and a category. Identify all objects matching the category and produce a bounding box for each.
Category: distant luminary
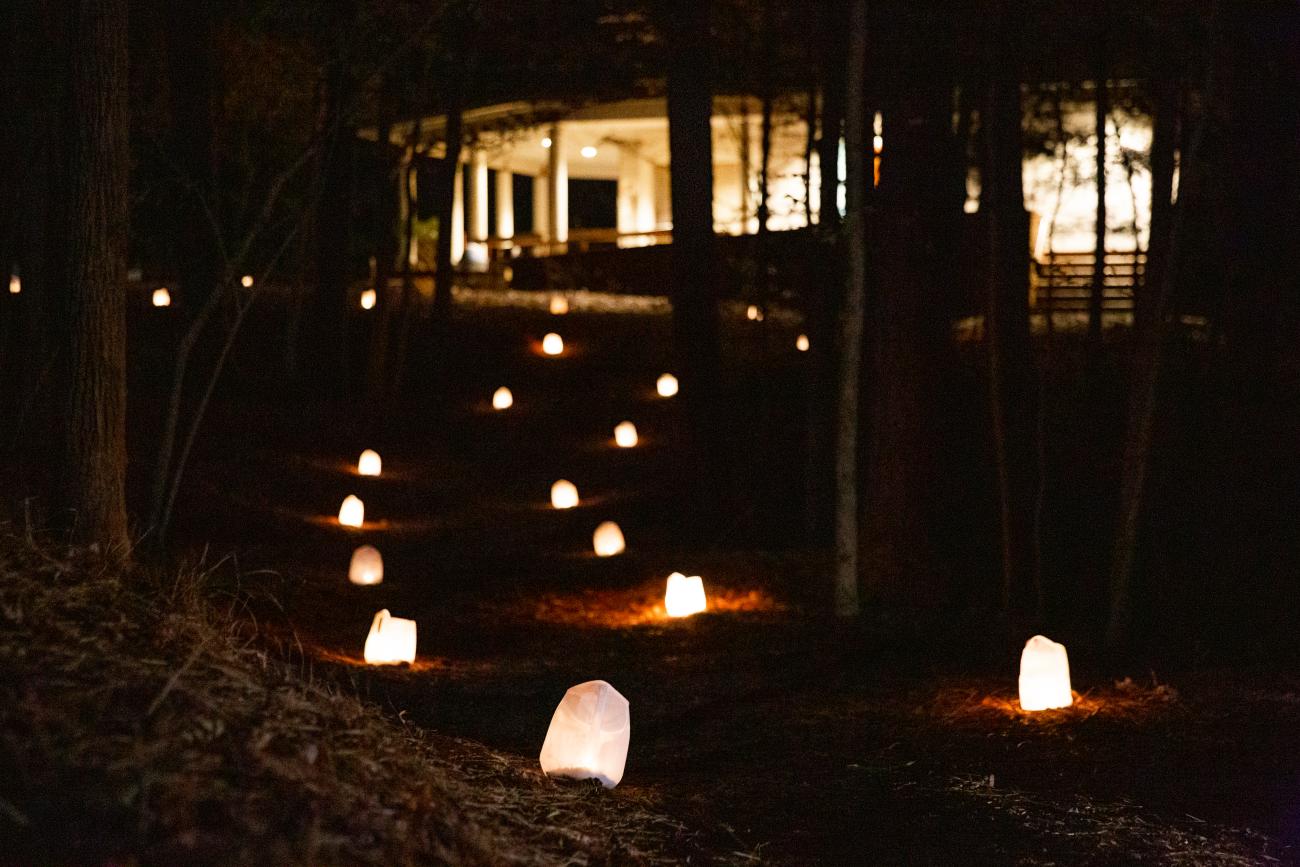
[8,274,20,294]
[551,479,579,509]
[1018,635,1074,712]
[363,609,417,665]
[796,333,810,352]
[656,373,678,398]
[360,288,376,310]
[549,294,569,315]
[592,521,625,557]
[240,274,254,288]
[357,449,382,477]
[542,332,564,356]
[338,495,365,528]
[665,572,707,618]
[746,304,763,322]
[349,545,384,585]
[492,386,514,410]
[151,287,171,307]
[613,421,638,448]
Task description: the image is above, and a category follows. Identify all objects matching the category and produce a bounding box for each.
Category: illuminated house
[365,86,1151,319]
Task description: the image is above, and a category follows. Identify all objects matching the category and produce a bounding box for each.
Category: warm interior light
[1018,635,1074,711]
[580,145,598,159]
[656,373,678,398]
[541,137,552,148]
[613,421,638,448]
[151,287,171,307]
[9,275,21,294]
[539,680,630,788]
[357,449,382,477]
[592,521,625,557]
[551,479,579,509]
[360,288,376,310]
[549,294,569,315]
[348,545,383,586]
[240,274,254,288]
[665,572,707,618]
[492,386,513,410]
[338,494,365,528]
[796,333,810,352]
[363,608,416,665]
[542,332,564,356]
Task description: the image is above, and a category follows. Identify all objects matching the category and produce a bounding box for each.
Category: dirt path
[177,298,1299,864]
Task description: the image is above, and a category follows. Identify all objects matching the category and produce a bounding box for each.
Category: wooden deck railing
[1033,251,1145,312]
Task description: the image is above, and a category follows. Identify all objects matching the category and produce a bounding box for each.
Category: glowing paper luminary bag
[664,572,707,618]
[359,288,377,310]
[551,479,579,509]
[363,609,417,665]
[348,545,383,586]
[152,287,172,307]
[549,294,569,315]
[796,333,810,352]
[539,680,630,788]
[656,373,678,397]
[492,386,514,410]
[592,521,625,557]
[338,495,365,528]
[542,332,564,356]
[357,449,382,476]
[1018,635,1074,711]
[613,421,638,448]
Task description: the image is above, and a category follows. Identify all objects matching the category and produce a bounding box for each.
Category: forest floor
[103,294,1300,863]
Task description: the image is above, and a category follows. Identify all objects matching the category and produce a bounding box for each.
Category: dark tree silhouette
[59,0,131,551]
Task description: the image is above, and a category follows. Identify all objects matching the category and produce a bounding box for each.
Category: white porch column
[469,148,489,242]
[533,173,550,241]
[451,160,465,265]
[495,169,515,239]
[617,146,657,240]
[546,123,568,244]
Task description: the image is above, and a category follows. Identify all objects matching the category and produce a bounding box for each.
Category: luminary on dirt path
[1018,635,1074,711]
[656,373,678,398]
[592,521,625,557]
[492,386,514,410]
[542,332,565,356]
[614,421,638,448]
[349,545,384,586]
[551,479,579,509]
[664,572,707,618]
[363,608,416,665]
[746,304,763,322]
[539,680,630,788]
[338,494,365,528]
[7,274,18,294]
[549,294,569,315]
[357,449,382,477]
[796,333,810,352]
[151,287,171,307]
[240,274,254,288]
[360,288,376,310]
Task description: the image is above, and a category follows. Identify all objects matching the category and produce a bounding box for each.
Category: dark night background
[1,0,1299,863]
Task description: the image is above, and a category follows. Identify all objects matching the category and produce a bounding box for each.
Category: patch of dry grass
[0,531,722,865]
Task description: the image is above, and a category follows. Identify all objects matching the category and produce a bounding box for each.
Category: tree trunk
[1088,34,1108,349]
[816,1,846,231]
[1144,79,1177,332]
[832,0,867,617]
[433,107,463,323]
[1105,64,1211,652]
[59,0,130,552]
[310,60,354,394]
[366,121,398,399]
[665,0,723,514]
[984,24,1041,620]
